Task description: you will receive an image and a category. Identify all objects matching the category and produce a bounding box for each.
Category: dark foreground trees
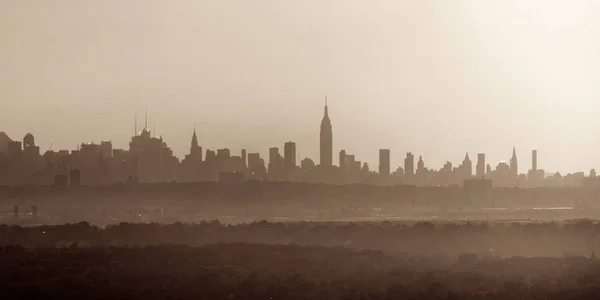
[1,244,600,300]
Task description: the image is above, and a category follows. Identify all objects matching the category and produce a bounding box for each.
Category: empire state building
[320,99,333,167]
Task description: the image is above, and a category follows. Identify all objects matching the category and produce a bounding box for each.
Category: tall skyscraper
[404,152,414,177]
[510,147,518,177]
[476,153,485,177]
[379,149,390,177]
[462,153,472,177]
[320,98,333,167]
[532,149,537,171]
[190,128,202,160]
[268,147,283,178]
[284,142,296,171]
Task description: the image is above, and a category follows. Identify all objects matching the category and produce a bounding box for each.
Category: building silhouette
[339,150,347,172]
[284,142,296,172]
[461,153,472,178]
[319,98,333,167]
[0,104,595,188]
[268,147,283,179]
[476,153,486,178]
[0,132,12,154]
[404,152,414,180]
[510,147,518,178]
[379,149,390,177]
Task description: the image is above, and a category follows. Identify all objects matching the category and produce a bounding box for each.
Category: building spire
[145,109,148,130]
[134,114,137,136]
[191,124,199,150]
[324,93,329,118]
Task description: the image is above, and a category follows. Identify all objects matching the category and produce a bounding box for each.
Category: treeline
[2,220,600,257]
[1,243,600,300]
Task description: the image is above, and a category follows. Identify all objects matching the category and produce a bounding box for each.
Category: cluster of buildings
[0,103,595,187]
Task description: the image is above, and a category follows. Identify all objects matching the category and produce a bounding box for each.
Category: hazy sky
[2,0,600,174]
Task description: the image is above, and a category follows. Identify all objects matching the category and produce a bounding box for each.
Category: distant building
[268,147,283,178]
[510,147,518,178]
[476,153,486,178]
[379,149,390,177]
[339,150,347,171]
[404,152,414,178]
[0,132,12,154]
[461,153,472,178]
[247,152,265,179]
[301,157,315,171]
[284,142,296,172]
[100,141,112,160]
[320,99,333,167]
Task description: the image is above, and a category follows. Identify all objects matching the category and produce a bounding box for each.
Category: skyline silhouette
[2,1,600,173]
[0,101,596,188]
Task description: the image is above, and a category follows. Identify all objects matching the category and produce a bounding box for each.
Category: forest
[2,221,600,299]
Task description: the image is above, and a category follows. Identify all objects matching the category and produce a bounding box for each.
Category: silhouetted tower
[463,153,472,177]
[417,156,425,173]
[284,142,297,171]
[404,152,414,177]
[191,128,199,150]
[532,149,537,172]
[339,150,347,171]
[268,147,283,177]
[510,147,518,177]
[320,97,333,167]
[23,133,35,148]
[379,149,390,177]
[190,127,202,160]
[476,153,486,178]
[362,162,370,174]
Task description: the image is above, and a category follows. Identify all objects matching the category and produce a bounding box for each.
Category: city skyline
[0,101,593,179]
[2,1,600,173]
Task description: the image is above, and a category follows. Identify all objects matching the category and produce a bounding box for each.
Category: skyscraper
[339,150,347,171]
[476,153,485,177]
[379,149,390,177]
[320,98,333,167]
[462,153,472,177]
[510,147,518,177]
[284,142,296,171]
[417,155,424,173]
[404,152,414,177]
[268,147,283,177]
[190,127,202,160]
[532,149,537,172]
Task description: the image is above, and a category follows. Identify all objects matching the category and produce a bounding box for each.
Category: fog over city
[2,0,600,173]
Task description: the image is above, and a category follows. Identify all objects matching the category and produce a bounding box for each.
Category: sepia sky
[1,0,600,174]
